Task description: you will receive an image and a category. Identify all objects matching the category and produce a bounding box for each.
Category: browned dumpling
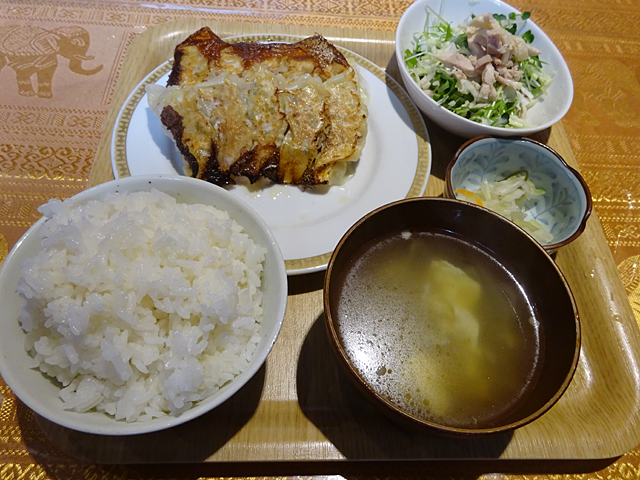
[147,28,368,187]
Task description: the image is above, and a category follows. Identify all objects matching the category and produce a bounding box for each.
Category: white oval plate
[111,35,432,275]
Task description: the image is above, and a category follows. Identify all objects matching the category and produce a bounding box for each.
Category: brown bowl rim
[444,136,593,254]
[323,196,581,436]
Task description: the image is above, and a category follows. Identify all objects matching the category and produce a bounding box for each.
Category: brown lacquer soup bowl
[323,197,580,436]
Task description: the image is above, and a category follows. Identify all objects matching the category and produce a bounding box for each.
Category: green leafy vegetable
[404,49,418,68]
[404,10,552,128]
[522,30,535,43]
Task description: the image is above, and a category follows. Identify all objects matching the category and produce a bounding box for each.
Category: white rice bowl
[0,175,287,435]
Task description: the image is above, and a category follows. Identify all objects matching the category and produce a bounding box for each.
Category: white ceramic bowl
[0,174,288,435]
[445,137,592,253]
[395,0,574,138]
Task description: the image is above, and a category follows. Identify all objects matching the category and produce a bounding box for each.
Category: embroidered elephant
[0,25,103,98]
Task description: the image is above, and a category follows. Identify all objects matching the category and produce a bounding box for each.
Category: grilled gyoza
[147,28,369,186]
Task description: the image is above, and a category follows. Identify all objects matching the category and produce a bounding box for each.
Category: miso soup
[335,229,542,429]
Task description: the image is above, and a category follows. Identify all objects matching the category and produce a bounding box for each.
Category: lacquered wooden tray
[41,18,640,464]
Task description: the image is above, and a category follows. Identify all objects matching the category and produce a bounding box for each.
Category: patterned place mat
[2,0,640,478]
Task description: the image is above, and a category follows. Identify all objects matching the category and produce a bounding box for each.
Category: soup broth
[335,229,542,429]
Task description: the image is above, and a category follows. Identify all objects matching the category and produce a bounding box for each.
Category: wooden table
[1,0,640,478]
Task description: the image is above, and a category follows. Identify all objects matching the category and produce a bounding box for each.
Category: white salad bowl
[0,174,288,435]
[395,0,574,138]
[445,137,592,254]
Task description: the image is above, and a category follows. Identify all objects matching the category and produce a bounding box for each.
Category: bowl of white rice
[0,174,288,435]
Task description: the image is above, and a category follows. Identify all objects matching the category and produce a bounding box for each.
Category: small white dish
[111,35,432,275]
[0,174,288,435]
[395,0,573,138]
[446,137,592,253]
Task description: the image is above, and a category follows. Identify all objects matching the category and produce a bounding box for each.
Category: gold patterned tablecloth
[1,0,640,478]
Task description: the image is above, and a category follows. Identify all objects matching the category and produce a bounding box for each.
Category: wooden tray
[41,18,640,464]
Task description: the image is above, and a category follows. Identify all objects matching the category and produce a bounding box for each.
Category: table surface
[2,0,640,478]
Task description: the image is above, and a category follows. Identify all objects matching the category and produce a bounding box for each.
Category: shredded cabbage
[455,172,554,244]
[404,10,553,128]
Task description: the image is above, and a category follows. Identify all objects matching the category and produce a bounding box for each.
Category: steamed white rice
[16,189,267,422]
